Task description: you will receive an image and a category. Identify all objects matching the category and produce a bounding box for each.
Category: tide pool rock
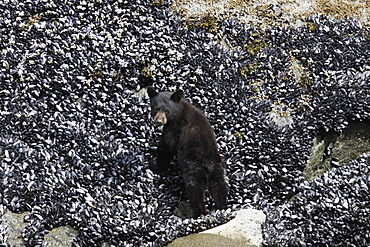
[168,208,265,247]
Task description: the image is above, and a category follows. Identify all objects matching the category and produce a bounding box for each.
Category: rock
[167,233,252,247]
[201,209,266,246]
[268,103,294,127]
[1,210,29,246]
[172,0,370,29]
[44,226,79,247]
[304,119,370,180]
[0,210,78,247]
[303,134,328,180]
[168,209,266,247]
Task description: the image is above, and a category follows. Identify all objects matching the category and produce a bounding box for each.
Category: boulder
[168,208,266,247]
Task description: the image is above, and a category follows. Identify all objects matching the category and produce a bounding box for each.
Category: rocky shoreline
[1,0,370,246]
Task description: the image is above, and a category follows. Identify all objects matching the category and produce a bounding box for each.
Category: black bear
[147,87,228,218]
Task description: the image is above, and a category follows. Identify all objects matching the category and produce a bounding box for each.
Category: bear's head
[147,87,183,126]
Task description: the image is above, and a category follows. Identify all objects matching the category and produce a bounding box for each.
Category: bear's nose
[155,119,165,126]
[153,112,167,126]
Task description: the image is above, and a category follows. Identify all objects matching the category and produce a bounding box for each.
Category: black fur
[147,87,228,218]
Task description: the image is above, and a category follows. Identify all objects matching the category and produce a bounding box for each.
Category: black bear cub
[147,87,228,218]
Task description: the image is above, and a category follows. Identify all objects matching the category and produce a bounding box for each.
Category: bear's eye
[154,107,160,112]
[164,109,169,114]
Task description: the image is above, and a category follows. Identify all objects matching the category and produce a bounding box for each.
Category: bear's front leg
[208,164,228,210]
[150,146,174,173]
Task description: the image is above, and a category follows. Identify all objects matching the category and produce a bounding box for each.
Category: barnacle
[240,62,260,76]
[290,56,313,88]
[91,68,104,78]
[187,16,219,33]
[233,132,244,139]
[306,21,319,31]
[244,39,267,55]
[141,65,155,78]
[152,0,165,6]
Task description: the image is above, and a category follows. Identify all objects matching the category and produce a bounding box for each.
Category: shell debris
[0,0,370,246]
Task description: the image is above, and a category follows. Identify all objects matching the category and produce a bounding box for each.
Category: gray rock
[44,226,78,247]
[0,210,78,247]
[268,104,294,127]
[304,119,370,180]
[168,208,266,247]
[172,0,370,29]
[168,233,253,247]
[201,208,265,246]
[1,210,28,247]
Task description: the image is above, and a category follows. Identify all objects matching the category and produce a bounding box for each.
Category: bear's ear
[171,90,183,102]
[147,87,158,98]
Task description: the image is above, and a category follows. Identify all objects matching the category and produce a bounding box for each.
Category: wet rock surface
[1,210,28,246]
[0,0,369,246]
[0,210,78,246]
[304,119,370,180]
[200,208,265,246]
[44,225,79,247]
[264,153,370,246]
[172,0,370,30]
[167,233,253,247]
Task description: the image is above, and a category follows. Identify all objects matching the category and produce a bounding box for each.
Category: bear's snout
[153,112,167,126]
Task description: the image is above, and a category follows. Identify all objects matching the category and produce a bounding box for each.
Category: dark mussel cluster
[0,0,370,246]
[264,153,370,246]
